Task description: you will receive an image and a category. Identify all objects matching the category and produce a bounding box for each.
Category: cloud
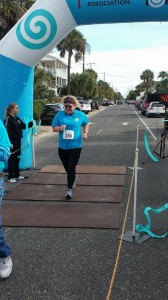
[71,46,168,97]
[70,22,168,96]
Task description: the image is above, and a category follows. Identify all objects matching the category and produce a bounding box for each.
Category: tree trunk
[83,53,85,73]
[67,52,71,95]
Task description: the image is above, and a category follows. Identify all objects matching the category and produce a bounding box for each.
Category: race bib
[63,130,74,140]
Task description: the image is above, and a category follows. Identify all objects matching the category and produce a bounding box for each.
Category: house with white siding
[39,51,68,95]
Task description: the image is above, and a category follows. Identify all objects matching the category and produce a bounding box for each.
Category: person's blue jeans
[0,176,11,258]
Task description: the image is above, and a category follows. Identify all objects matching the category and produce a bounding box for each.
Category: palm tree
[57,29,89,94]
[140,69,154,95]
[82,40,91,73]
[157,71,168,81]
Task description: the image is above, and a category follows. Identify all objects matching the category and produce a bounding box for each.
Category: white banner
[0,0,76,67]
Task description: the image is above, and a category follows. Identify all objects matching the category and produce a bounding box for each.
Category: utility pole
[86,63,95,69]
[104,72,106,98]
[103,72,106,82]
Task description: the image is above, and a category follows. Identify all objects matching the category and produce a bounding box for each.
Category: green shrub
[33,97,63,121]
[33,100,48,121]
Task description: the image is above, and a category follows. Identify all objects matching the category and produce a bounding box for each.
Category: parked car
[90,100,99,110]
[40,103,64,125]
[146,102,165,117]
[141,99,150,115]
[76,99,91,114]
[131,100,136,106]
[141,93,167,115]
[127,99,131,105]
[136,99,143,110]
[109,100,115,105]
[117,100,123,105]
[102,99,110,106]
[55,103,64,112]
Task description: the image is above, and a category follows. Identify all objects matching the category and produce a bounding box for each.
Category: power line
[86,63,96,69]
[51,52,141,83]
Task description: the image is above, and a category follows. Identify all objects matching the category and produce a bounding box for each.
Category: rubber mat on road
[2,203,119,229]
[24,173,125,186]
[4,184,123,203]
[39,165,126,174]
[3,165,126,228]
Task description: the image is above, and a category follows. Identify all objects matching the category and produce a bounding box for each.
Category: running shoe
[8,178,16,183]
[0,256,13,278]
[65,188,72,199]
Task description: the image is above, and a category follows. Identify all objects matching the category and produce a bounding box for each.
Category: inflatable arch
[0,0,168,168]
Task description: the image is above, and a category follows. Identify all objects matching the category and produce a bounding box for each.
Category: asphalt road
[1,104,168,300]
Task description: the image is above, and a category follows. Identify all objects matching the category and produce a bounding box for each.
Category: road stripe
[97,129,102,135]
[132,108,157,141]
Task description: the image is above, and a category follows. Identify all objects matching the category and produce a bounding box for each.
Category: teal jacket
[0,119,11,171]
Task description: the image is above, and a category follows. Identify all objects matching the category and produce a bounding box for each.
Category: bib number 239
[63,130,74,140]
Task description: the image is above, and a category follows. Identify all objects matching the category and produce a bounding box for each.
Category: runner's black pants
[58,148,81,189]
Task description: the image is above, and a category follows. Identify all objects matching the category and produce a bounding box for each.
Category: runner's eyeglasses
[65,105,73,108]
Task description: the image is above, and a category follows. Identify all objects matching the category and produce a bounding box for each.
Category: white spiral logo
[16,9,57,49]
[148,0,165,8]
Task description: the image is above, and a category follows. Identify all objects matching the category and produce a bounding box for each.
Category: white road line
[97,129,102,135]
[132,108,157,141]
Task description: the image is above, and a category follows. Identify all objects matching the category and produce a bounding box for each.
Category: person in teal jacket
[0,119,13,278]
[52,95,90,199]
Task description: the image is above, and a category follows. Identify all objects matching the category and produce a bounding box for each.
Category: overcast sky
[70,22,168,97]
